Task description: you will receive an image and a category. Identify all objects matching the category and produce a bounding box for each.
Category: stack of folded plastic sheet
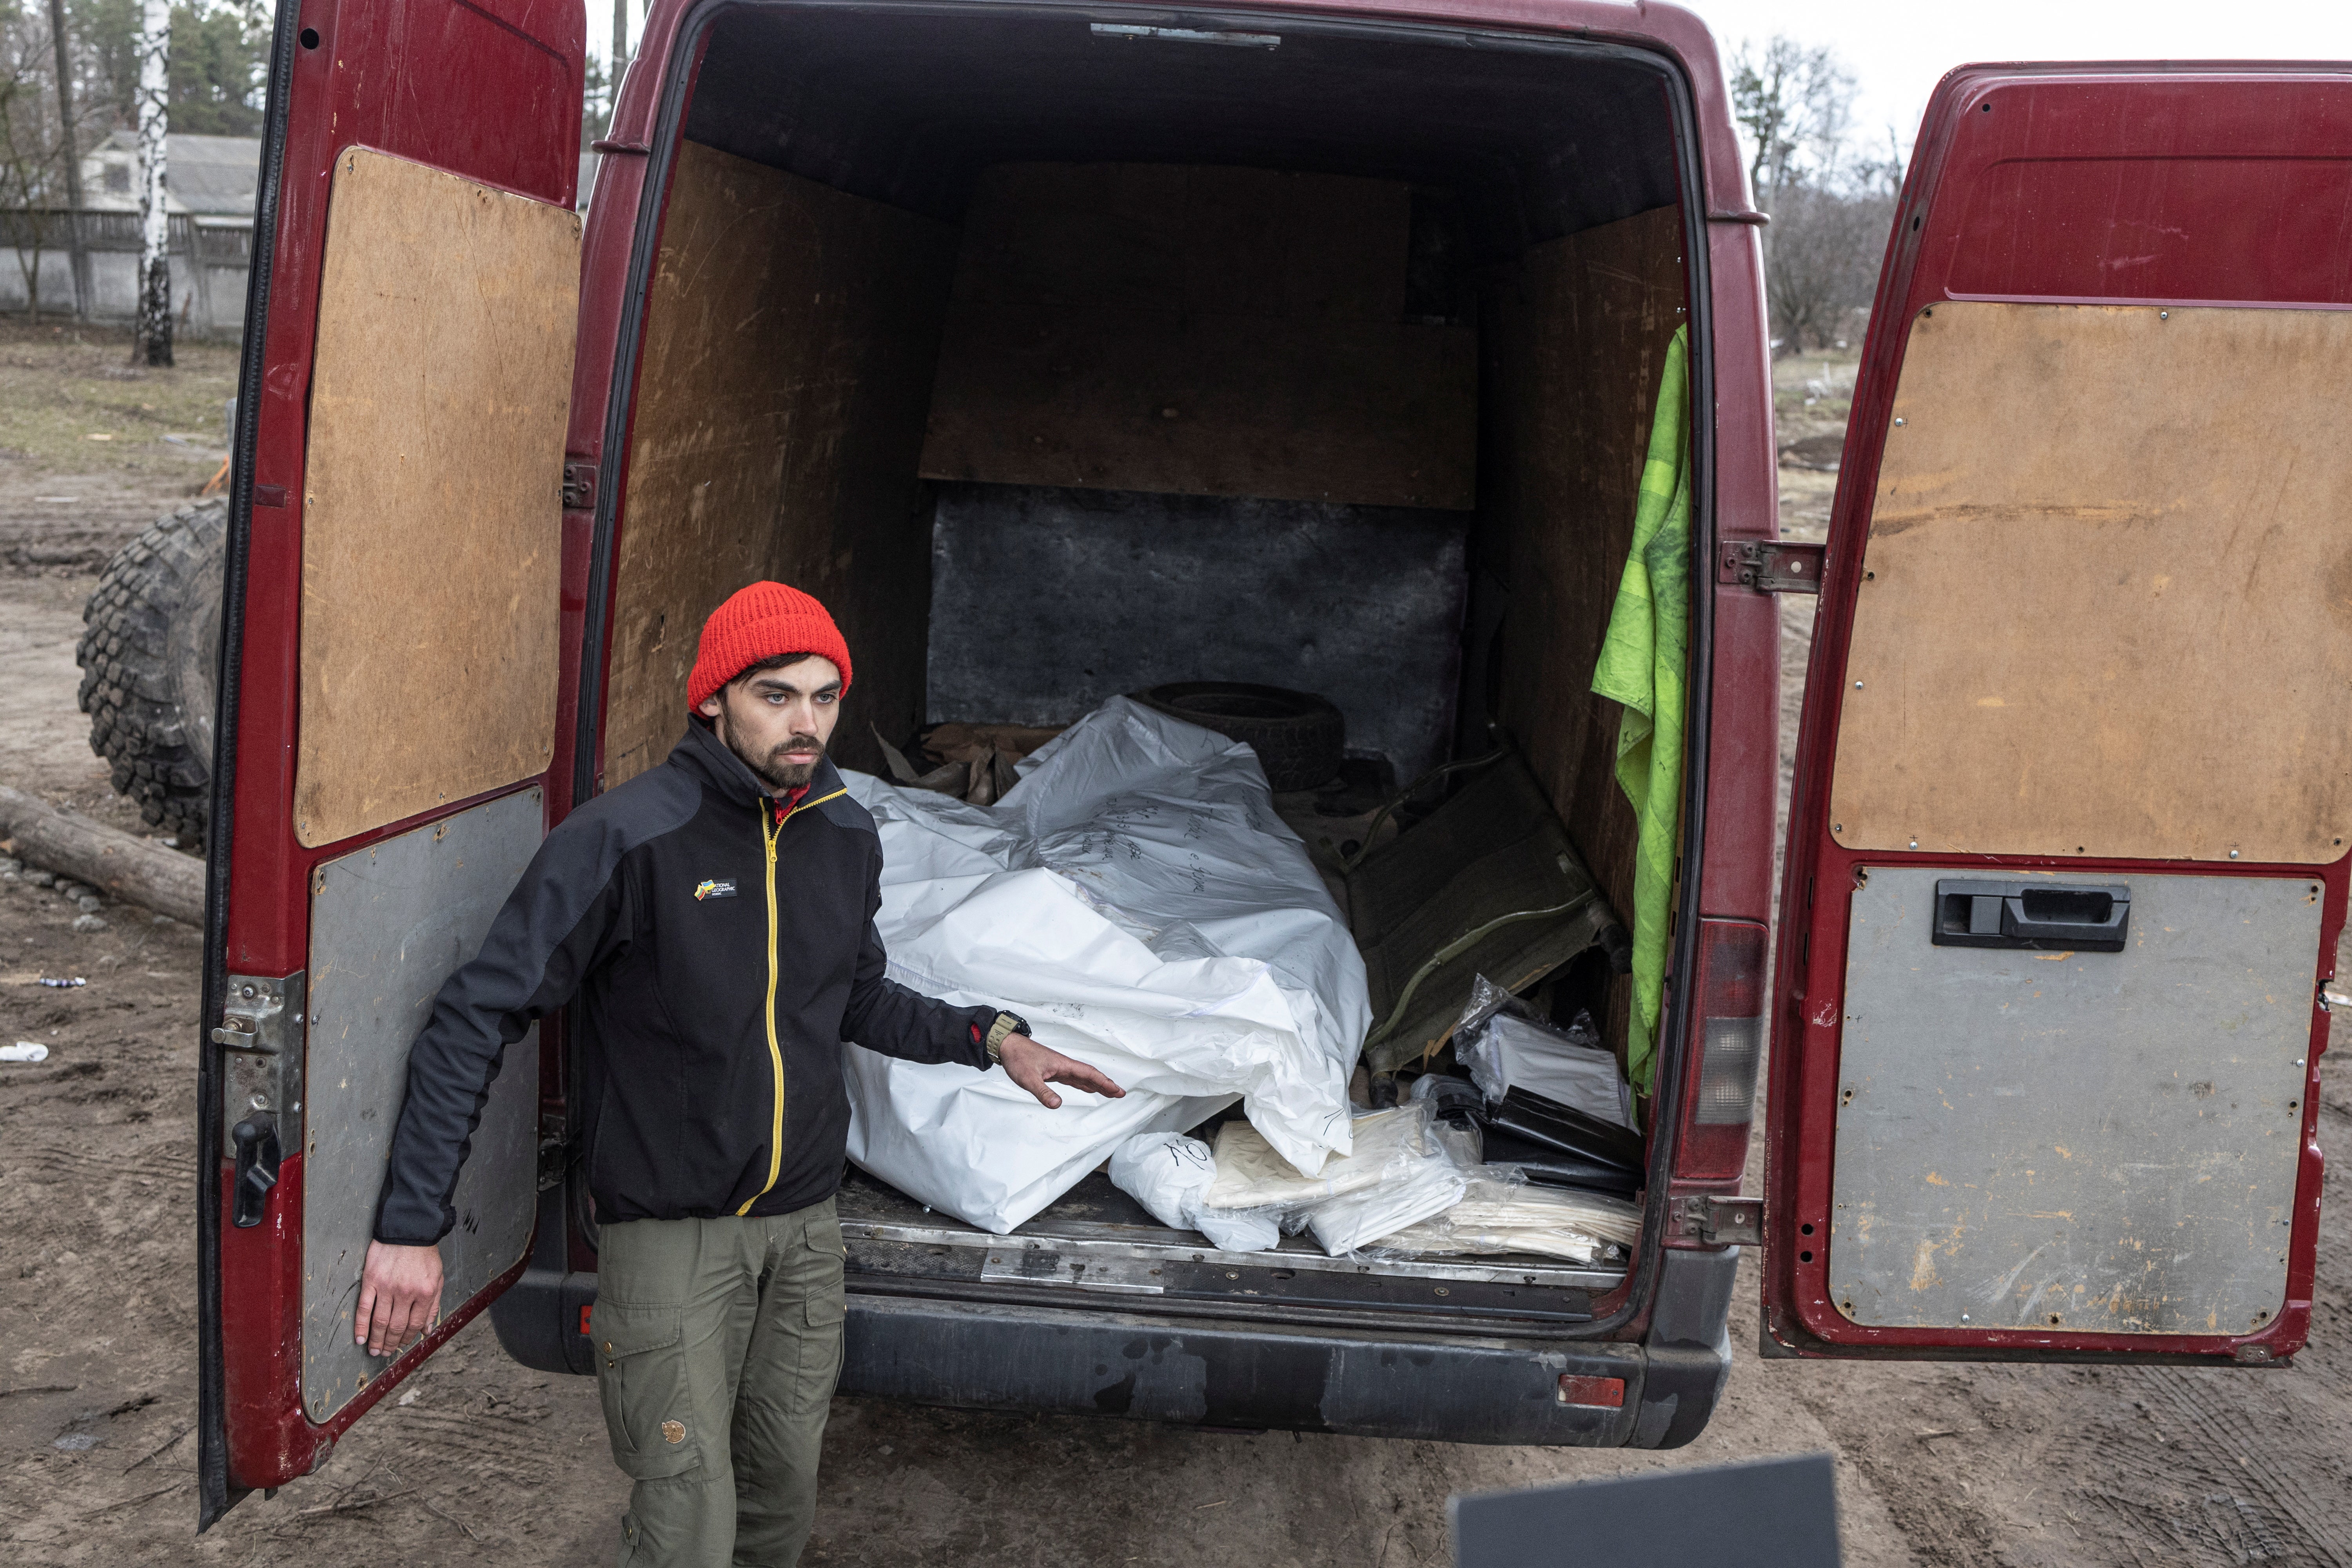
[1373,1174,1641,1265]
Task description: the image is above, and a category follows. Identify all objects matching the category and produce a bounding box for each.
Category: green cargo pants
[590,1198,846,1567]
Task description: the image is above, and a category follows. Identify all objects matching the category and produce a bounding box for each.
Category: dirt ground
[2,330,2349,1565]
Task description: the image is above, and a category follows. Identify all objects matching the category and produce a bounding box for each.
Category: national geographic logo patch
[693,879,737,901]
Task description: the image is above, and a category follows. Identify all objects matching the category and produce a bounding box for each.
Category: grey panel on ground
[301,788,546,1422]
[1451,1452,1841,1567]
[1830,866,2318,1336]
[924,482,1467,783]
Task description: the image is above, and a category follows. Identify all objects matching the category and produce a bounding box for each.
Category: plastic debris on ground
[3,1042,51,1063]
[1374,1172,1642,1265]
[38,976,85,989]
[842,697,1371,1235]
[1452,973,1632,1127]
[1107,1131,1280,1252]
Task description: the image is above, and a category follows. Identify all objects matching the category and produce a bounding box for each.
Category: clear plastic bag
[1203,1103,1425,1212]
[1450,974,1517,1102]
[1107,1130,1280,1252]
[1373,1167,1642,1264]
[1299,1103,1470,1256]
[1196,1102,1474,1257]
[1448,973,1631,1127]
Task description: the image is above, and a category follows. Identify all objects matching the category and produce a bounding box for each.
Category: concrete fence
[0,210,252,339]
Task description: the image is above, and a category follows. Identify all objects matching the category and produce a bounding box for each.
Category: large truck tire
[76,499,227,851]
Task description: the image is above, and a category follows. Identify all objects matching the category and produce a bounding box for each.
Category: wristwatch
[983,1010,1029,1064]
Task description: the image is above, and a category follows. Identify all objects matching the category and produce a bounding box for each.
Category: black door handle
[1932,879,2130,952]
[231,1114,281,1229]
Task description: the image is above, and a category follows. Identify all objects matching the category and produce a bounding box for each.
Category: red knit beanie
[686,582,854,711]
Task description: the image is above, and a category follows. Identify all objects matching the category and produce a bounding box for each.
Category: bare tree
[1731,35,1899,354]
[0,9,74,319]
[1732,36,1854,204]
[46,0,88,317]
[1762,182,1895,349]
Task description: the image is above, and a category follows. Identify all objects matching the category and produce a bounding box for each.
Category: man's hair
[728,652,832,688]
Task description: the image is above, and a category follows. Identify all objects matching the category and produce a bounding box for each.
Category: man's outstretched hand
[356,1240,444,1357]
[999,1033,1125,1110]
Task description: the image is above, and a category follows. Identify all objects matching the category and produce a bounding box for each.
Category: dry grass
[0,314,241,479]
[1771,343,1861,446]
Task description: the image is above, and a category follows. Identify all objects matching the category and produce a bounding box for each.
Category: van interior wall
[600,140,956,787]
[1462,203,1691,1054]
[915,162,1477,782]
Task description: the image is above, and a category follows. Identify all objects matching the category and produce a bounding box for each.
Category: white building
[81,129,261,217]
[0,132,260,335]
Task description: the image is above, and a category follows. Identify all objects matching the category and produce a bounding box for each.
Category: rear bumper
[488,1181,1741,1446]
[838,1293,1648,1444]
[492,1259,1739,1447]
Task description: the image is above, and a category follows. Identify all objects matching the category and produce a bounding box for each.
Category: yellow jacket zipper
[738,786,849,1216]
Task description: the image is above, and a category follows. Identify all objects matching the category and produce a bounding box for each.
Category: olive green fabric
[590,1198,846,1567]
[1589,326,1691,1096]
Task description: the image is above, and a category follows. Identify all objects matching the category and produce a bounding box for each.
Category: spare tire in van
[76,499,227,851]
[1131,682,1343,791]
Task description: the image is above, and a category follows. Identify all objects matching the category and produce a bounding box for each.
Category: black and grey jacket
[372,720,998,1245]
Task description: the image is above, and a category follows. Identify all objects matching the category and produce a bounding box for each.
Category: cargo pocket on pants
[804,1215,846,1328]
[590,1301,702,1481]
[796,1220,846,1411]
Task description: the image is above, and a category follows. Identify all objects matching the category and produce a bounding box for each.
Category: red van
[194,0,2346,1525]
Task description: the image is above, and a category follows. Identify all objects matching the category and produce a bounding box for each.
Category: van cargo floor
[836,1166,1623,1332]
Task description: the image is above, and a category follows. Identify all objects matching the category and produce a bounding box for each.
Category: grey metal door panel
[1830,867,2317,1336]
[301,788,545,1422]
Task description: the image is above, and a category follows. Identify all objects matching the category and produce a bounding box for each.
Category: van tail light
[1672,919,1768,1183]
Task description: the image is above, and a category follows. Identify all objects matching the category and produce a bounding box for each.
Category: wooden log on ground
[0,786,205,926]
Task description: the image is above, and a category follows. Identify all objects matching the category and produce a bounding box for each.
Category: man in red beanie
[354,581,1120,1567]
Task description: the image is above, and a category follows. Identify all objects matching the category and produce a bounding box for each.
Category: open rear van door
[1764,63,2352,1364]
[198,0,584,1524]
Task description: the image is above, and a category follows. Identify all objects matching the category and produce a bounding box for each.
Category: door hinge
[538,1110,573,1192]
[1679,1194,1764,1247]
[562,460,599,511]
[1717,539,1824,594]
[215,972,307,1158]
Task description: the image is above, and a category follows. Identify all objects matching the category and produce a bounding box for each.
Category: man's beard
[722,724,826,792]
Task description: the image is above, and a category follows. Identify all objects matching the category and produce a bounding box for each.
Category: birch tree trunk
[134,0,171,366]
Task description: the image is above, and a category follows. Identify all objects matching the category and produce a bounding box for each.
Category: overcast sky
[1682,0,2352,158]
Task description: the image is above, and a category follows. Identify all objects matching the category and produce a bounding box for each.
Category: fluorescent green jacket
[1589,326,1690,1097]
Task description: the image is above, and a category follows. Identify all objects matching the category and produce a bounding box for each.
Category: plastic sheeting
[1197,1105,1470,1257]
[1376,1174,1641,1265]
[1453,975,1632,1127]
[1203,1104,1415,1211]
[1301,1109,1471,1256]
[841,698,1372,1234]
[1108,1131,1281,1252]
